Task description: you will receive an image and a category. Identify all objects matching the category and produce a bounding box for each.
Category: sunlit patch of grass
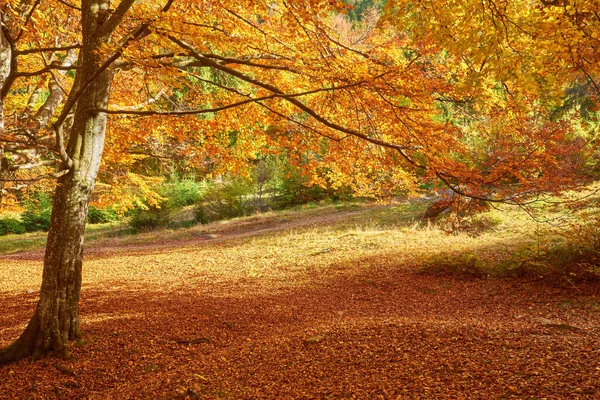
[82,312,146,325]
[0,221,132,254]
[2,198,594,298]
[0,233,47,254]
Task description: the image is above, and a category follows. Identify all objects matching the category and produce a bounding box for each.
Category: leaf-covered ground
[0,203,599,399]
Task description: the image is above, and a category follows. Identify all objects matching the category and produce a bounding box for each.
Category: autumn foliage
[1,0,596,208]
[0,0,598,365]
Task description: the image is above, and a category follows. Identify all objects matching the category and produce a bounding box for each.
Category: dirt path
[0,207,373,261]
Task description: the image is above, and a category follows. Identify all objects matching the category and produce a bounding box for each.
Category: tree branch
[15,0,40,42]
[0,169,68,182]
[56,0,81,11]
[15,44,81,56]
[54,0,175,130]
[167,36,418,154]
[96,80,375,116]
[97,0,137,39]
[14,62,78,77]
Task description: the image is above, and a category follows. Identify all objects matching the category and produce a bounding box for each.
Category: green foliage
[539,216,600,280]
[274,168,328,209]
[87,206,119,224]
[494,212,600,281]
[129,204,173,232]
[345,0,378,21]
[0,218,26,236]
[128,175,202,231]
[128,156,354,229]
[160,176,202,208]
[194,177,255,224]
[21,191,53,232]
[193,156,350,224]
[496,243,600,282]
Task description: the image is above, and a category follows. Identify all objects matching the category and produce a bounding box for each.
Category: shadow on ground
[1,261,599,399]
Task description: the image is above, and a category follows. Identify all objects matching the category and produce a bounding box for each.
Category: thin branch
[127,150,174,159]
[258,101,347,142]
[223,7,295,52]
[0,169,69,182]
[15,0,40,42]
[14,63,78,77]
[15,44,81,56]
[95,82,366,115]
[167,36,418,154]
[180,20,229,34]
[200,53,298,73]
[56,0,81,11]
[97,97,271,116]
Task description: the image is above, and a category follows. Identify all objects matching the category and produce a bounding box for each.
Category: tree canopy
[2,0,594,208]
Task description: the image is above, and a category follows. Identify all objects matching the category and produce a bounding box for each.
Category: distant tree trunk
[0,5,114,363]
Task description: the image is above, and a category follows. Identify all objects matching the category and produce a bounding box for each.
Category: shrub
[273,168,327,209]
[160,177,202,208]
[0,218,26,236]
[127,175,201,231]
[87,206,119,224]
[21,191,53,232]
[194,177,254,224]
[129,204,173,231]
[539,217,600,280]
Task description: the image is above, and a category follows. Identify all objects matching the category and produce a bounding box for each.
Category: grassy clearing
[1,198,592,295]
[0,222,132,254]
[2,200,599,399]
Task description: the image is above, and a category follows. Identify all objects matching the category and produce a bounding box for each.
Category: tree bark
[0,1,114,363]
[0,10,12,201]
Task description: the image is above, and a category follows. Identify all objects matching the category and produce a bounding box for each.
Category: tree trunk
[0,5,114,362]
[0,10,12,201]
[0,173,91,361]
[0,92,112,364]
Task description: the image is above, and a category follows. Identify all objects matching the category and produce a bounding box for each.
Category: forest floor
[0,202,599,399]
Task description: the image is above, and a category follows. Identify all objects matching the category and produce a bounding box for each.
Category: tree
[384,0,600,101]
[0,0,590,363]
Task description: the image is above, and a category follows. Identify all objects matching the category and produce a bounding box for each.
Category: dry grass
[1,201,599,399]
[0,200,577,295]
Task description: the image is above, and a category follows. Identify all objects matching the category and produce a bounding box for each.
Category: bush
[87,206,119,224]
[160,177,202,208]
[535,217,600,280]
[194,178,251,223]
[273,168,328,209]
[194,177,254,224]
[128,203,173,231]
[127,175,202,231]
[21,191,53,232]
[0,218,26,236]
[496,243,600,282]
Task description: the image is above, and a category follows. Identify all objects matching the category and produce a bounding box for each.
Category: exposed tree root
[0,306,80,365]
